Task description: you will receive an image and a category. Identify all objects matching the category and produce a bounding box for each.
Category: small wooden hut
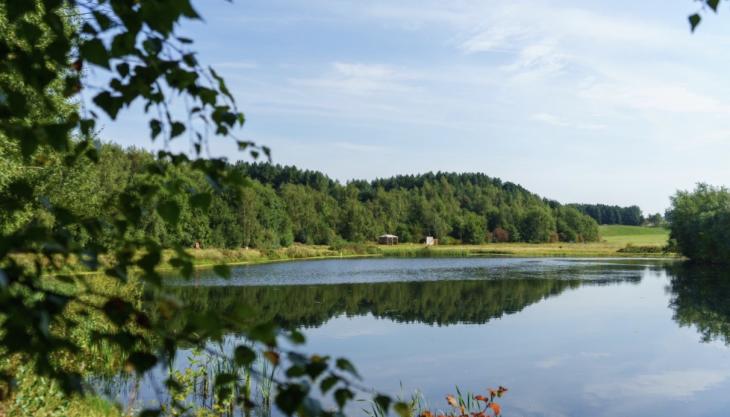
[378,234,399,245]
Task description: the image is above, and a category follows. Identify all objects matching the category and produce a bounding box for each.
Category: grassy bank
[377,241,671,258]
[127,225,680,271]
[9,226,675,277]
[182,225,675,267]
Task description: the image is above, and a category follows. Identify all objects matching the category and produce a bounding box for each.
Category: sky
[92,0,730,214]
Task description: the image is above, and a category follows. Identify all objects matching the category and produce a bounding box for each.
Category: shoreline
[180,242,680,272]
[21,241,677,277]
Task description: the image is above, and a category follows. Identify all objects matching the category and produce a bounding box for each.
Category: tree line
[1,143,602,250]
[569,203,644,225]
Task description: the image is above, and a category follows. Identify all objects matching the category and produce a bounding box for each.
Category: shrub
[617,244,665,254]
[492,227,510,243]
[667,183,730,263]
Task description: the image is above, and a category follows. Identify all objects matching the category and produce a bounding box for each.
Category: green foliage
[0,1,382,416]
[3,362,121,417]
[556,206,599,242]
[569,203,644,226]
[688,1,724,32]
[242,164,601,244]
[668,263,730,344]
[617,244,667,254]
[7,148,603,252]
[0,0,684,415]
[519,206,555,243]
[666,183,730,263]
[643,212,667,227]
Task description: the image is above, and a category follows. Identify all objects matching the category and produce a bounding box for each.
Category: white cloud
[585,369,730,399]
[532,113,606,130]
[535,351,612,369]
[213,60,258,70]
[579,82,730,115]
[502,40,568,80]
[291,62,416,96]
[333,141,389,153]
[332,62,396,79]
[535,355,567,369]
[461,24,529,53]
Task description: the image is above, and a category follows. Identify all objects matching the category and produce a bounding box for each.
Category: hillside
[2,145,602,249]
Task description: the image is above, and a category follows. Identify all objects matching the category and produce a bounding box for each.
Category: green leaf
[215,372,236,386]
[149,119,162,140]
[93,92,123,119]
[334,388,353,409]
[304,360,327,379]
[143,38,163,56]
[707,0,721,12]
[80,38,110,69]
[170,121,186,138]
[117,62,130,77]
[249,322,277,345]
[288,329,306,345]
[92,11,114,30]
[111,32,136,56]
[320,376,338,394]
[6,1,35,20]
[689,13,702,32]
[234,345,256,366]
[102,297,135,326]
[126,352,158,373]
[374,395,392,413]
[275,385,307,416]
[286,365,306,377]
[393,402,411,417]
[335,358,360,379]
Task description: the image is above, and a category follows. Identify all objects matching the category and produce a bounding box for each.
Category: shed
[378,234,399,245]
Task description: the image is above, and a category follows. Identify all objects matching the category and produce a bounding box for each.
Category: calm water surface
[106,258,730,417]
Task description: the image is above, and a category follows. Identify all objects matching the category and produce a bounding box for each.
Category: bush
[667,183,730,263]
[617,244,665,254]
[492,227,510,243]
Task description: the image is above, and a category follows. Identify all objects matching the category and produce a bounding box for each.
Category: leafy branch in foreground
[0,1,407,416]
[689,0,725,31]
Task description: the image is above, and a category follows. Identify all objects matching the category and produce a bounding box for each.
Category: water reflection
[163,259,645,329]
[101,258,730,417]
[667,263,730,345]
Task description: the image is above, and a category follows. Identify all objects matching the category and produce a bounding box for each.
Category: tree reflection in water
[667,263,730,345]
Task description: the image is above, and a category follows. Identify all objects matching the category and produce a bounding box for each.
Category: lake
[102,257,730,417]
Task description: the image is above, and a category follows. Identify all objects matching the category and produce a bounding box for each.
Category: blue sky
[93,0,730,214]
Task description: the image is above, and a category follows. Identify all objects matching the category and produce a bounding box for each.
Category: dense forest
[569,203,644,225]
[1,143,601,249]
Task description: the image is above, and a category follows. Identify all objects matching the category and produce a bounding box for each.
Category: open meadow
[376,225,673,258]
[598,225,670,246]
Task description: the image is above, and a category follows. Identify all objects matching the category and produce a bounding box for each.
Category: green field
[598,225,670,246]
